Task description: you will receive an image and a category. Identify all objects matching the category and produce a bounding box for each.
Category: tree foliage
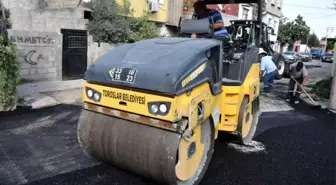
[278,15,310,45]
[127,16,159,43]
[327,41,335,51]
[307,32,320,47]
[0,3,18,110]
[88,0,159,44]
[0,36,20,109]
[0,2,12,37]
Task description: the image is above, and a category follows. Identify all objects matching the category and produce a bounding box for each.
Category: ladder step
[224,100,239,105]
[223,121,237,126]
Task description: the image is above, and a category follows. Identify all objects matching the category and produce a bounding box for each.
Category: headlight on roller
[148,101,171,116]
[87,89,93,98]
[151,104,159,113]
[85,87,101,102]
[93,92,100,101]
[159,104,167,113]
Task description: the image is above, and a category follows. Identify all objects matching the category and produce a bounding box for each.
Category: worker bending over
[286,62,308,104]
[193,1,229,36]
[258,48,277,92]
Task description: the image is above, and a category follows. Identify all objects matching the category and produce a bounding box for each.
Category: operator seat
[212,34,233,60]
[212,25,234,59]
[180,19,234,60]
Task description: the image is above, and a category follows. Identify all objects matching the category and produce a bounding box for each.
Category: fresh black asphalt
[0,103,335,185]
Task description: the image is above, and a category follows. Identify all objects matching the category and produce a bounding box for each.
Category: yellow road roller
[77,0,264,184]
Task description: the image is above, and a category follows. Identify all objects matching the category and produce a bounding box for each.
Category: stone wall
[2,0,89,33]
[8,30,62,81]
[87,36,123,65]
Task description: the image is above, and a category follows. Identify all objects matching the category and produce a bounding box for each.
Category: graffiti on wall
[10,36,55,45]
[24,50,44,65]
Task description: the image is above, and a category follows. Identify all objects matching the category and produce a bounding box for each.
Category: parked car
[299,52,312,62]
[283,51,300,62]
[321,52,334,63]
[311,48,323,59]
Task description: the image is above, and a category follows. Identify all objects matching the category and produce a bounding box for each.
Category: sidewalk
[300,92,336,113]
[17,79,83,109]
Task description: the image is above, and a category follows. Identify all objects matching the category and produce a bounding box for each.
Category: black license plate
[108,67,137,83]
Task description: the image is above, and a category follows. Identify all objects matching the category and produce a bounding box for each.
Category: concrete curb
[17,79,84,96]
[22,88,83,110]
[28,94,60,109]
[300,94,336,114]
[17,79,83,110]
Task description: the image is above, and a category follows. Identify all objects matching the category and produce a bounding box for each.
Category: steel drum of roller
[77,109,215,185]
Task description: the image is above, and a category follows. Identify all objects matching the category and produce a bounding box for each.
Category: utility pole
[327,2,336,111]
[324,27,334,53]
[304,34,309,52]
[329,42,336,110]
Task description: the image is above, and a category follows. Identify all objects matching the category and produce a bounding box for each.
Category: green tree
[0,1,11,37]
[0,37,19,110]
[127,16,159,43]
[88,0,131,43]
[0,2,18,110]
[88,0,158,44]
[278,15,310,48]
[327,41,334,51]
[307,32,320,47]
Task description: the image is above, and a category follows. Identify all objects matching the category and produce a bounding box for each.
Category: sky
[281,0,336,39]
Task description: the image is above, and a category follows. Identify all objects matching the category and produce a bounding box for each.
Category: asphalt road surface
[0,100,335,185]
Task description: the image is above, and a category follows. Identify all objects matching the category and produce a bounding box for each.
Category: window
[273,20,277,31]
[242,8,249,20]
[271,0,275,5]
[84,10,91,19]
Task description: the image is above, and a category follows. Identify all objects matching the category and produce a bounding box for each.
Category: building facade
[2,0,92,81]
[3,0,169,33]
[2,0,91,33]
[237,3,254,20]
[262,0,283,42]
[2,0,170,81]
[181,1,239,26]
[207,4,239,26]
[117,0,168,23]
[219,4,240,26]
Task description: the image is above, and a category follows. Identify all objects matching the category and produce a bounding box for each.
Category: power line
[282,3,330,10]
[311,13,336,19]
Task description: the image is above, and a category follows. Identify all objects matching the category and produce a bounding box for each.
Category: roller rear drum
[77,109,215,185]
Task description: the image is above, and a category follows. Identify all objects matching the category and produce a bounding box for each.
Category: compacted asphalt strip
[0,101,335,185]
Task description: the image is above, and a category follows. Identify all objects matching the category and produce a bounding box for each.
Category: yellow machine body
[78,35,262,185]
[82,62,260,138]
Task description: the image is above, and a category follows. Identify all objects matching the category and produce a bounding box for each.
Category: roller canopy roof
[199,0,260,4]
[84,37,222,95]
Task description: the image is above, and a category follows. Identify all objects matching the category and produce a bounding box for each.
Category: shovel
[290,76,322,108]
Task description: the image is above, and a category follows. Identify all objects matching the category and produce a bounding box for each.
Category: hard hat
[259,48,267,55]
